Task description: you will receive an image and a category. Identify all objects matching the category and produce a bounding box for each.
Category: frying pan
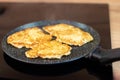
[1,20,120,65]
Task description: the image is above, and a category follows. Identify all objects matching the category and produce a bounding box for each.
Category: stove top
[0,3,112,80]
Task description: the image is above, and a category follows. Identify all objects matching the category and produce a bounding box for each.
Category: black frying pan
[1,20,120,65]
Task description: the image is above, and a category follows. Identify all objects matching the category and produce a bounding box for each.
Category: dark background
[0,3,111,80]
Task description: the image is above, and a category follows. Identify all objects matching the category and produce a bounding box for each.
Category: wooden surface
[0,0,120,80]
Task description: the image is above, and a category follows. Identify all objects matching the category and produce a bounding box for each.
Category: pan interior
[1,20,100,64]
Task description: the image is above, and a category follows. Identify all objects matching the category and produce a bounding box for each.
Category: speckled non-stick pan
[1,20,120,64]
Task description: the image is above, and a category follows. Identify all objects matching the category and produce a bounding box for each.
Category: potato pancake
[25,40,71,59]
[7,27,52,48]
[7,23,93,59]
[43,23,93,46]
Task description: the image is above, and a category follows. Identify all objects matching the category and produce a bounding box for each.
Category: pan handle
[90,47,120,64]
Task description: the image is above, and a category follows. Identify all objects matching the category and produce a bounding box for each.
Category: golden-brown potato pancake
[7,27,52,48]
[43,23,93,46]
[25,40,71,59]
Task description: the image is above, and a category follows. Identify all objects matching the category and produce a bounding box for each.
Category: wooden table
[0,0,120,80]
